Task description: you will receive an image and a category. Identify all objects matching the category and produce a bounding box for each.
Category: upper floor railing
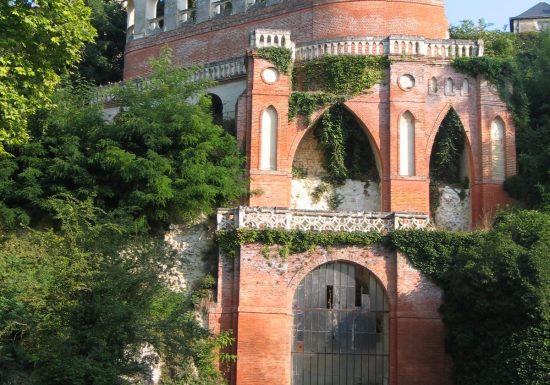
[294,36,484,60]
[217,207,432,232]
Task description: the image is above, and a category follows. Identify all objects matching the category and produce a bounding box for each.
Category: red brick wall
[244,55,516,225]
[124,0,448,79]
[210,244,451,385]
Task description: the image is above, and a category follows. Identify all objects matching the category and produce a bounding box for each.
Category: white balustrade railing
[217,207,432,232]
[92,56,246,104]
[250,29,295,50]
[294,36,484,60]
[147,16,164,33]
[178,9,196,25]
[192,56,246,81]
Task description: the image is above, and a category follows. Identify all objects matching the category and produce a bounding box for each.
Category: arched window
[208,93,223,125]
[127,0,135,31]
[178,0,196,23]
[461,79,470,95]
[156,0,165,29]
[445,77,454,95]
[491,117,505,181]
[399,111,415,176]
[292,262,389,385]
[429,77,438,94]
[260,107,278,171]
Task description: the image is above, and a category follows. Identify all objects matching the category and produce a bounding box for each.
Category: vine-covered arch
[288,103,384,180]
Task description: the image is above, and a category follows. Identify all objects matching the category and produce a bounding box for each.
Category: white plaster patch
[291,177,380,212]
[434,186,471,231]
[164,221,214,293]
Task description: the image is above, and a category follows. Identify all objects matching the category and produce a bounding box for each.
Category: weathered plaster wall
[434,186,471,231]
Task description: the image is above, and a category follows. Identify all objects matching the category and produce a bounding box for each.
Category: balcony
[217,207,432,232]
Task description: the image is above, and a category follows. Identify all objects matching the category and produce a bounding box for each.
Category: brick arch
[286,248,395,309]
[287,104,385,179]
[425,103,475,169]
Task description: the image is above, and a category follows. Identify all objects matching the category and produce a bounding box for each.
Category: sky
[445,0,540,31]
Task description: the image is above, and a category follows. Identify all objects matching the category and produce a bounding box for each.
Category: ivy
[216,228,385,259]
[294,55,390,95]
[429,109,467,185]
[256,47,293,74]
[452,56,529,132]
[216,210,550,385]
[288,91,339,123]
[289,55,390,122]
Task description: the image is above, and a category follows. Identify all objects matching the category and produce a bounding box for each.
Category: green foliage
[219,210,550,385]
[310,104,379,184]
[0,197,228,384]
[430,109,466,184]
[294,55,390,95]
[391,210,550,385]
[289,55,389,123]
[0,0,96,152]
[256,47,293,74]
[450,19,519,57]
[78,0,127,84]
[288,92,339,123]
[452,27,550,209]
[216,228,384,259]
[0,49,246,231]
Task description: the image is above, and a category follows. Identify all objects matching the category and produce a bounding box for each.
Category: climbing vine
[430,109,467,185]
[289,55,389,120]
[256,47,293,74]
[315,104,378,184]
[216,210,550,385]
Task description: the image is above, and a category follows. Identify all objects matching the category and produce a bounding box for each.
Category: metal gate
[292,262,389,385]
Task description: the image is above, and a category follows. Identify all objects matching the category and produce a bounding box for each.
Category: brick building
[124,1,516,384]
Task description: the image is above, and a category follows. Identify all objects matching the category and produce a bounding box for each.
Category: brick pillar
[472,77,516,226]
[245,52,293,208]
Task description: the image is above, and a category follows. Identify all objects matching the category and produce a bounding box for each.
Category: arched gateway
[292,262,389,385]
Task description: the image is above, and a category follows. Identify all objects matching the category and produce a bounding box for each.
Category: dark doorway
[292,262,389,385]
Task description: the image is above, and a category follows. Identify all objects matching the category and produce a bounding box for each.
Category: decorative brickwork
[123,1,516,384]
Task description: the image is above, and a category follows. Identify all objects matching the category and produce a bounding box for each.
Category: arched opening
[491,117,505,181]
[461,79,470,95]
[445,77,454,95]
[292,261,389,385]
[399,111,415,176]
[155,0,165,29]
[429,77,438,94]
[291,105,381,211]
[127,0,135,31]
[260,106,278,171]
[178,0,196,23]
[207,93,223,125]
[429,109,471,230]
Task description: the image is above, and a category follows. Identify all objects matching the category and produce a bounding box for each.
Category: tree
[78,0,127,84]
[0,49,246,231]
[0,0,96,152]
[0,196,230,384]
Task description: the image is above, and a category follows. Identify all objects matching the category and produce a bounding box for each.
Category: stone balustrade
[92,56,247,104]
[295,36,484,60]
[249,29,294,50]
[191,56,246,81]
[217,207,432,232]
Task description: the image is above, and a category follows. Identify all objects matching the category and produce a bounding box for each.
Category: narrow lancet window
[491,118,505,181]
[260,107,278,170]
[399,111,415,176]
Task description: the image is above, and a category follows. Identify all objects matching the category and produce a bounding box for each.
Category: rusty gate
[292,262,389,385]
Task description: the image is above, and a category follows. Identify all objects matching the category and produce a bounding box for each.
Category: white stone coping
[217,207,432,232]
[295,36,484,60]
